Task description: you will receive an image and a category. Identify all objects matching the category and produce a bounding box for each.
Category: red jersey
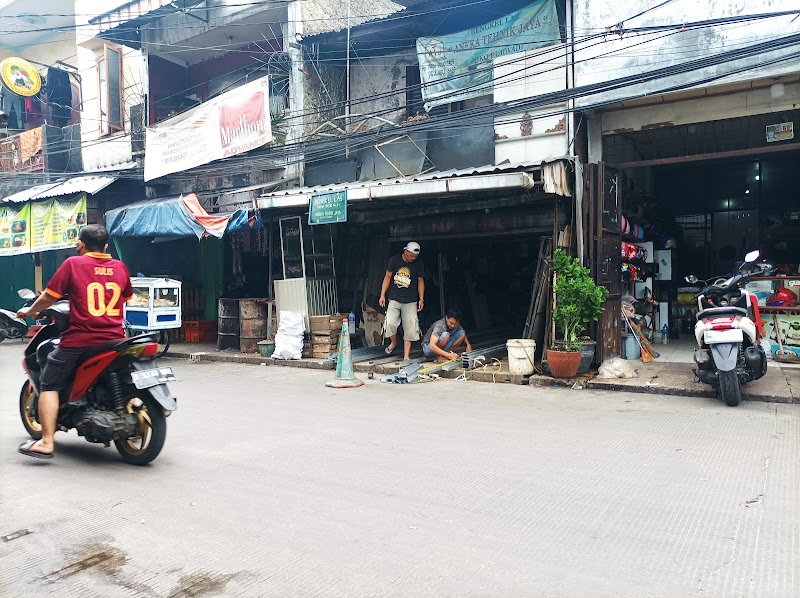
[45,252,133,348]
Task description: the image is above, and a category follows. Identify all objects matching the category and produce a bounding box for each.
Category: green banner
[309,190,347,225]
[416,0,559,110]
[30,194,88,252]
[0,203,31,256]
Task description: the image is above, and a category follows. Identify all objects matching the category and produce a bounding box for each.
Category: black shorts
[40,345,93,392]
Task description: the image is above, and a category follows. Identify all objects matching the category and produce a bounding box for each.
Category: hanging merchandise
[46,67,72,127]
[620,214,630,235]
[767,288,797,307]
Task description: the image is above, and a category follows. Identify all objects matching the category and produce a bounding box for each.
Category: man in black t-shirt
[379,242,425,363]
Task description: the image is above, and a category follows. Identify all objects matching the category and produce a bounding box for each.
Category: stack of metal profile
[461,344,507,370]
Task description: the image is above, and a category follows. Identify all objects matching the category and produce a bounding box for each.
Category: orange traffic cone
[325,319,364,388]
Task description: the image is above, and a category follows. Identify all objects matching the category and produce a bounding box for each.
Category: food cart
[124,278,182,355]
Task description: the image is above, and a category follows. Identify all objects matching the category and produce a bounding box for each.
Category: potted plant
[547,249,608,378]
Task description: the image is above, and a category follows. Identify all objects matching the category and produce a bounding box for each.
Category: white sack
[272,311,305,360]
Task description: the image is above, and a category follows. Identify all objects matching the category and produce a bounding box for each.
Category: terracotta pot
[547,349,582,379]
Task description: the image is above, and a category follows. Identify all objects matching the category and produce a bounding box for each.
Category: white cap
[404,241,421,254]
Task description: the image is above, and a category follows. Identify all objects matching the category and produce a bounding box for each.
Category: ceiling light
[745,190,750,194]
[755,175,760,181]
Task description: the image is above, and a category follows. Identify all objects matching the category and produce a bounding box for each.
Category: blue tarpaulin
[105,194,262,238]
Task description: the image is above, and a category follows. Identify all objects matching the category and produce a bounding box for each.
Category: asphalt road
[0,341,797,597]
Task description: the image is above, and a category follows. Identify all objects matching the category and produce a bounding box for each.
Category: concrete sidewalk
[166,342,798,403]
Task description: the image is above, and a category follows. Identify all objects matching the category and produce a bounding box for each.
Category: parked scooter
[686,250,774,406]
[0,289,36,343]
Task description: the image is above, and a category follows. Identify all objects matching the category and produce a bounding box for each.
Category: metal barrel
[217,298,240,351]
[239,299,268,353]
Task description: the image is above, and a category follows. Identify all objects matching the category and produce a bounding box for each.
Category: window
[98,45,123,135]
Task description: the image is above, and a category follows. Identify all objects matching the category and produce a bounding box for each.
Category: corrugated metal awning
[256,160,572,210]
[1,176,117,204]
[89,0,207,48]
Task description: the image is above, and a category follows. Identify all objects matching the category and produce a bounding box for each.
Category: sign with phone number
[308,190,347,225]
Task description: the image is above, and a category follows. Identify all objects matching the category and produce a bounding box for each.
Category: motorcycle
[686,250,774,406]
[19,300,178,465]
[0,288,36,343]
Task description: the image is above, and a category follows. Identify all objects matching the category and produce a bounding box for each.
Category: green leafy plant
[551,249,609,351]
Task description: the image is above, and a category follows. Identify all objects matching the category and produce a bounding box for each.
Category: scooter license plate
[130,367,177,389]
[704,329,743,344]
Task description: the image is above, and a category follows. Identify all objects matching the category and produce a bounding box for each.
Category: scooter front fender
[710,342,739,372]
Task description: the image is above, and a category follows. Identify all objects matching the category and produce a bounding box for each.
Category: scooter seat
[75,338,130,366]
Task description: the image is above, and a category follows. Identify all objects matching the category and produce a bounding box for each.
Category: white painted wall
[0,32,77,66]
[573,0,800,108]
[493,48,569,164]
[601,82,800,134]
[76,0,145,171]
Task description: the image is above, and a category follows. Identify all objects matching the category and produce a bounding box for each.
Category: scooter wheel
[0,327,8,343]
[719,370,742,407]
[19,381,42,440]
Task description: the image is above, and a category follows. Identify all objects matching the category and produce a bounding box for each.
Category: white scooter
[686,251,773,406]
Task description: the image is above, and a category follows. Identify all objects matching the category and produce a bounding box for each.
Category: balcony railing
[0,127,45,174]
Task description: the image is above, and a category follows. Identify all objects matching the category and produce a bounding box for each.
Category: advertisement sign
[416,0,559,110]
[30,194,88,252]
[0,57,42,97]
[766,122,793,143]
[308,190,348,225]
[0,203,31,256]
[144,76,272,181]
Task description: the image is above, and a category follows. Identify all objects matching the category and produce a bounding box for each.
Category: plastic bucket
[507,339,536,375]
[624,335,640,360]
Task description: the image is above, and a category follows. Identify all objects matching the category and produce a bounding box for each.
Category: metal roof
[259,161,551,201]
[1,176,118,204]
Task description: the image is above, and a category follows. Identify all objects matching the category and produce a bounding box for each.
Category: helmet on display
[767,288,797,307]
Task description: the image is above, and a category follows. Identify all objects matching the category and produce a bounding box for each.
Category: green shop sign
[308,190,348,225]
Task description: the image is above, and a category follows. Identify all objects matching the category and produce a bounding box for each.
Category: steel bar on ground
[462,344,508,370]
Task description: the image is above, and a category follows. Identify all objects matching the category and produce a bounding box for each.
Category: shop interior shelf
[621,233,647,243]
[759,305,800,312]
[750,276,800,281]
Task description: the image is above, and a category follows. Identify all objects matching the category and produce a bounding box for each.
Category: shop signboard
[0,56,42,97]
[416,0,559,110]
[0,203,31,256]
[144,76,272,181]
[308,190,348,225]
[766,122,793,143]
[30,194,88,252]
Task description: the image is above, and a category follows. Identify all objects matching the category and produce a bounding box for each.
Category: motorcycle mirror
[685,275,698,284]
[744,249,760,263]
[17,288,35,300]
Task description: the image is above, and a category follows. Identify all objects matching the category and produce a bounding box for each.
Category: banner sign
[309,190,348,225]
[0,56,42,97]
[416,0,559,110]
[144,76,272,181]
[0,203,31,256]
[766,122,793,143]
[30,194,88,252]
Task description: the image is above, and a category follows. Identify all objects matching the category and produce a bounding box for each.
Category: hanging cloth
[19,127,43,163]
[46,67,72,127]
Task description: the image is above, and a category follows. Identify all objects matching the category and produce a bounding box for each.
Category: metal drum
[217,298,240,351]
[239,299,268,353]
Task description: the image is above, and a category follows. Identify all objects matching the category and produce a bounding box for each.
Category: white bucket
[506,339,536,375]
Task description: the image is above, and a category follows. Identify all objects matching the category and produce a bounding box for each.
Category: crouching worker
[422,308,473,362]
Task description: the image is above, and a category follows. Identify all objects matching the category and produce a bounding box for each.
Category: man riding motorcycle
[16,225,133,460]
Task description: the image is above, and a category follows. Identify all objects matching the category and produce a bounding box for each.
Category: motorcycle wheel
[114,393,167,465]
[719,370,742,407]
[157,330,170,357]
[19,381,42,440]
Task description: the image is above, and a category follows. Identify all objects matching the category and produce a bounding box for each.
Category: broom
[772,315,800,364]
[622,310,654,363]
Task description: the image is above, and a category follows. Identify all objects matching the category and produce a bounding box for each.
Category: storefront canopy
[255,160,572,209]
[105,193,261,239]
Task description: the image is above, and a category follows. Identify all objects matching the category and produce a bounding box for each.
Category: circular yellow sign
[0,57,42,97]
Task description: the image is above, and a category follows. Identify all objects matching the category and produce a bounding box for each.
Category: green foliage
[551,249,609,351]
